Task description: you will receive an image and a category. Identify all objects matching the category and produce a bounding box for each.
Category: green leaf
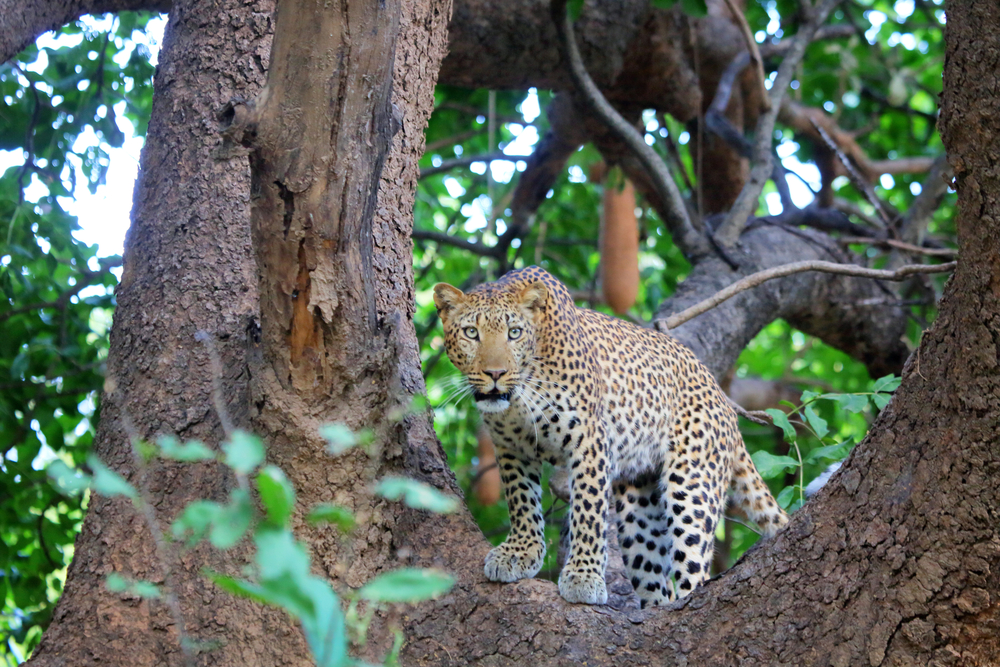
[776,485,796,510]
[47,460,91,495]
[222,430,265,475]
[171,500,220,547]
[679,0,707,17]
[105,573,161,599]
[257,466,296,527]
[803,404,829,439]
[650,0,679,7]
[319,423,358,456]
[157,435,216,462]
[568,0,585,20]
[800,389,820,403]
[207,573,272,606]
[806,441,852,464]
[307,503,356,533]
[834,393,869,414]
[375,476,459,514]
[358,568,454,603]
[210,489,253,549]
[872,375,902,393]
[750,451,800,479]
[872,393,892,410]
[87,455,138,501]
[764,409,796,441]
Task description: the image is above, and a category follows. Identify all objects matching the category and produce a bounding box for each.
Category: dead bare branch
[662,259,956,330]
[837,236,957,257]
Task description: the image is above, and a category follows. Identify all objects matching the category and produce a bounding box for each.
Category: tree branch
[550,0,709,260]
[419,152,515,179]
[714,0,844,248]
[663,259,955,330]
[1,0,170,65]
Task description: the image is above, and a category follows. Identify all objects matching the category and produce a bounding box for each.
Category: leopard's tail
[729,441,789,538]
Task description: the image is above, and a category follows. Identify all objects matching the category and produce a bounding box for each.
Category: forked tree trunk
[27,0,1000,665]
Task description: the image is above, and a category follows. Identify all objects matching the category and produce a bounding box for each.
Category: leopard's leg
[558,427,610,605]
[661,451,729,598]
[614,472,673,607]
[483,446,546,582]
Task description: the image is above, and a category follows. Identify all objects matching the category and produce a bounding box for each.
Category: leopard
[433,266,788,607]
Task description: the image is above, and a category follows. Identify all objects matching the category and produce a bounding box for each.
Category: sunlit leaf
[307,503,356,533]
[750,451,800,479]
[375,476,459,514]
[764,409,796,441]
[223,431,265,475]
[157,435,216,462]
[257,466,296,527]
[358,568,454,603]
[87,455,138,501]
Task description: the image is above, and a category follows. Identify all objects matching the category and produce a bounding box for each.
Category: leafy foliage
[0,13,158,660]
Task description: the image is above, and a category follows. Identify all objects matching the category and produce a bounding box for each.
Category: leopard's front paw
[558,568,608,605]
[484,542,544,582]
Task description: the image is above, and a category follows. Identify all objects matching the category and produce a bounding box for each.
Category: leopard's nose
[485,369,508,381]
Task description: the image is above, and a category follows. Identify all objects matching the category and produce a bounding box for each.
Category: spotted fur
[434,266,788,606]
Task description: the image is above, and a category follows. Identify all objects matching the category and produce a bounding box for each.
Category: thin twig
[550,0,708,259]
[714,0,844,248]
[722,0,770,112]
[120,415,196,667]
[195,331,234,437]
[662,260,956,330]
[810,120,892,226]
[412,229,504,258]
[837,236,956,257]
[419,152,515,180]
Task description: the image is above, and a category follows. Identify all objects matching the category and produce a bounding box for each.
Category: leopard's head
[433,280,548,414]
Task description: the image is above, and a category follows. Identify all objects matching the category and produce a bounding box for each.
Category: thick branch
[551,0,709,259]
[0,0,170,65]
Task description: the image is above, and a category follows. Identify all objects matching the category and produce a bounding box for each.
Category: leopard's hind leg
[615,473,673,607]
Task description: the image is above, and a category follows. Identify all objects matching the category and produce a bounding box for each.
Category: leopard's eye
[508,327,522,340]
[463,326,479,340]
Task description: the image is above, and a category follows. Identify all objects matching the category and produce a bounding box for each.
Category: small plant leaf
[750,451,800,479]
[307,503,356,533]
[803,404,829,440]
[257,465,296,527]
[764,409,796,441]
[375,476,459,514]
[680,0,708,17]
[157,435,216,462]
[872,393,892,410]
[171,500,221,547]
[872,375,902,393]
[776,485,796,509]
[835,393,869,413]
[106,573,162,599]
[807,441,852,464]
[209,489,254,549]
[222,431,265,475]
[47,460,91,495]
[87,455,138,501]
[319,423,358,456]
[359,568,455,603]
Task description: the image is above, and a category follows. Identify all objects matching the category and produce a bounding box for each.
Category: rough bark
[25,1,310,665]
[245,0,454,603]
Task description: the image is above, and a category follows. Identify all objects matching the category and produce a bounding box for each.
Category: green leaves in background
[307,504,356,534]
[750,450,800,479]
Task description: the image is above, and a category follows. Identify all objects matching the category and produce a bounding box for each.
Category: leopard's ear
[519,281,548,313]
[433,283,466,318]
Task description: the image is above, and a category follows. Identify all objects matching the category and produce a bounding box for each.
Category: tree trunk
[26,1,316,665]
